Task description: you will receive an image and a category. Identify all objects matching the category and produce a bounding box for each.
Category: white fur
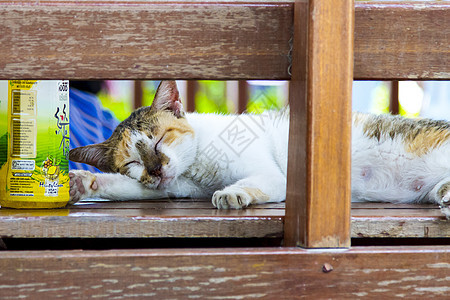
[351,114,450,218]
[70,110,450,217]
[352,119,450,204]
[70,109,289,209]
[124,132,150,182]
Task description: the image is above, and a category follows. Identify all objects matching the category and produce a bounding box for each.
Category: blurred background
[71,80,450,120]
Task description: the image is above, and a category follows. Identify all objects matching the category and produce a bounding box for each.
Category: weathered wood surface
[1,200,446,238]
[0,1,448,80]
[285,0,353,248]
[0,1,293,80]
[354,1,450,80]
[0,246,449,299]
[0,199,284,238]
[352,203,450,238]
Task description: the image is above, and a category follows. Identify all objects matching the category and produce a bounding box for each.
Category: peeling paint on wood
[354,1,450,80]
[0,1,293,80]
[0,200,447,238]
[0,247,448,299]
[0,1,448,80]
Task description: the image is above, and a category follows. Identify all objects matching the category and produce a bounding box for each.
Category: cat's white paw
[68,170,98,204]
[212,187,252,209]
[439,192,450,220]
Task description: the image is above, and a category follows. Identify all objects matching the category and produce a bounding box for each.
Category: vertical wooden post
[285,0,354,248]
[390,81,400,115]
[133,80,143,109]
[186,80,198,112]
[238,80,249,113]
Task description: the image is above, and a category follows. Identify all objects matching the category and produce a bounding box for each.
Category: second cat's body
[69,81,450,218]
[352,113,450,208]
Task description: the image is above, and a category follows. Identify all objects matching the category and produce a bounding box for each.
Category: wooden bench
[0,0,449,298]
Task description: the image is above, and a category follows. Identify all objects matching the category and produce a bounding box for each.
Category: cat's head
[69,81,196,189]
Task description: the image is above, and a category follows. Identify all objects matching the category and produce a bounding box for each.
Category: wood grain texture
[353,217,450,238]
[0,1,293,80]
[2,200,445,239]
[0,246,449,299]
[351,204,449,238]
[354,1,450,80]
[0,199,284,238]
[285,0,354,248]
[0,1,449,79]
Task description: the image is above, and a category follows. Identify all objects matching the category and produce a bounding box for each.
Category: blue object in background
[69,88,119,172]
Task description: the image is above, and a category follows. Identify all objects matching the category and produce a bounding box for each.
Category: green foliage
[247,85,285,114]
[370,82,390,114]
[195,81,232,114]
[97,80,287,120]
[97,90,133,121]
[142,81,159,107]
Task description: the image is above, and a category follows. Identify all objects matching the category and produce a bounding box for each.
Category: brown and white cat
[69,81,450,218]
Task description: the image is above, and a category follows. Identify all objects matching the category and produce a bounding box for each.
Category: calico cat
[69,81,450,218]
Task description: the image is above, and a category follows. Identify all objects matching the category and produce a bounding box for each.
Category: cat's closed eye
[154,135,164,154]
[123,161,140,168]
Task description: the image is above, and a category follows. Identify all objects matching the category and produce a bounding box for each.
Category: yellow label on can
[0,80,70,209]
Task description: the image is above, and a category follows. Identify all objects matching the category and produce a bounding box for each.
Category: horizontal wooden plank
[351,202,438,209]
[0,246,448,299]
[352,216,450,238]
[0,1,448,79]
[0,200,447,238]
[70,198,286,210]
[0,1,293,80]
[354,1,450,80]
[352,202,449,238]
[0,214,284,239]
[0,199,284,238]
[352,209,444,217]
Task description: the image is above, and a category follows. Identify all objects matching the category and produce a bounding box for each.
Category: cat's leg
[68,170,169,204]
[429,178,450,219]
[212,173,286,209]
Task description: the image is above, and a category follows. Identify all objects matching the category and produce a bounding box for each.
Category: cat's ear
[151,80,185,117]
[69,143,113,172]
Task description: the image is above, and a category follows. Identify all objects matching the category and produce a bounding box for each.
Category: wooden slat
[353,203,449,238]
[0,1,448,80]
[352,203,449,238]
[285,0,353,248]
[73,199,286,209]
[0,200,284,238]
[0,1,292,80]
[354,1,450,80]
[351,202,438,209]
[0,201,447,238]
[0,246,448,299]
[353,217,450,238]
[0,216,283,238]
[353,209,444,217]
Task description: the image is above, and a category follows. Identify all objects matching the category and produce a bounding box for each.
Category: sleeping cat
[69,81,450,218]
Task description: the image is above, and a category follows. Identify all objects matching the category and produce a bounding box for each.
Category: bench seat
[1,201,447,240]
